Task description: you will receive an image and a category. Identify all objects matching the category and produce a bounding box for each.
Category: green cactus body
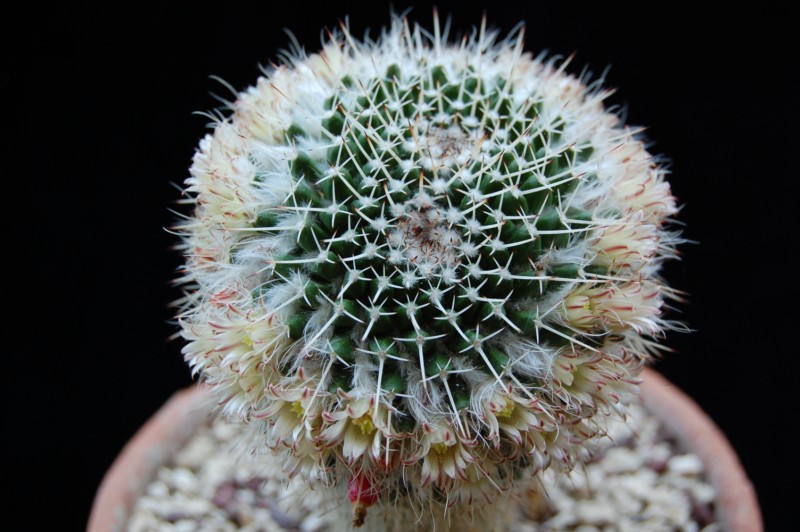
[179,15,679,527]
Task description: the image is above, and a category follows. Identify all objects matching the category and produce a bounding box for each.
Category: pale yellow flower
[590,212,659,271]
[181,302,288,417]
[412,422,476,487]
[563,281,662,334]
[319,397,388,463]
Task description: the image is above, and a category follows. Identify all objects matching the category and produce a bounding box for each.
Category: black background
[5,3,793,530]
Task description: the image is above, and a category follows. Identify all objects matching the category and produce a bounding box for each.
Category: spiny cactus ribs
[178,15,680,525]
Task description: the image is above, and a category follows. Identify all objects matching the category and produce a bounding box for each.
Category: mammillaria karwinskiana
[177,14,681,529]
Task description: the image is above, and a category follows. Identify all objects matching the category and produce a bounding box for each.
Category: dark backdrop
[5,3,792,529]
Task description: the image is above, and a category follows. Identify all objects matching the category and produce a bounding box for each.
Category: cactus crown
[178,14,680,524]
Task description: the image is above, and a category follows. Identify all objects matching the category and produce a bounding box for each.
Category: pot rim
[88,369,762,531]
[88,384,214,532]
[639,369,761,531]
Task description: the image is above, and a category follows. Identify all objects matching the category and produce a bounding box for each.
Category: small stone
[691,482,717,505]
[647,457,668,473]
[137,497,173,515]
[690,496,716,526]
[174,432,216,468]
[240,490,257,505]
[615,468,658,497]
[642,486,691,526]
[648,442,673,463]
[169,467,198,494]
[667,454,704,475]
[574,500,615,525]
[544,510,579,530]
[617,518,644,532]
[243,476,265,491]
[127,512,159,532]
[250,508,283,531]
[172,519,196,532]
[600,447,643,473]
[607,483,643,514]
[146,480,169,498]
[212,480,237,508]
[578,465,601,490]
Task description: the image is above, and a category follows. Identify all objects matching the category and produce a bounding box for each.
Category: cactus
[178,14,681,529]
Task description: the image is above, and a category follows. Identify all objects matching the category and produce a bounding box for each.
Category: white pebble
[692,482,717,505]
[544,511,579,530]
[146,480,169,498]
[239,490,256,505]
[169,467,198,494]
[172,519,195,532]
[667,454,704,475]
[649,442,673,463]
[601,447,643,473]
[574,500,615,525]
[174,433,216,468]
[642,486,690,526]
[615,468,658,497]
[137,497,173,515]
[606,482,643,514]
[127,512,159,532]
[178,497,214,517]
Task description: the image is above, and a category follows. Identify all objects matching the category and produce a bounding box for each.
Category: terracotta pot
[88,369,762,531]
[639,370,762,531]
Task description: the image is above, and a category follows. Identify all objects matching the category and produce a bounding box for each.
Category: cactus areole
[178,15,680,528]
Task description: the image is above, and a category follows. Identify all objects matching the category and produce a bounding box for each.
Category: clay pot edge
[640,368,762,531]
[88,384,214,532]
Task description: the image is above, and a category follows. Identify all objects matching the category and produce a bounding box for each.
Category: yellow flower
[563,281,662,334]
[319,397,388,463]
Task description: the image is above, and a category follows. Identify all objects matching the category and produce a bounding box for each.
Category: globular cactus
[178,14,680,529]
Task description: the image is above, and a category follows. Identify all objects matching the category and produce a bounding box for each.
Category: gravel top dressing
[127,401,719,531]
